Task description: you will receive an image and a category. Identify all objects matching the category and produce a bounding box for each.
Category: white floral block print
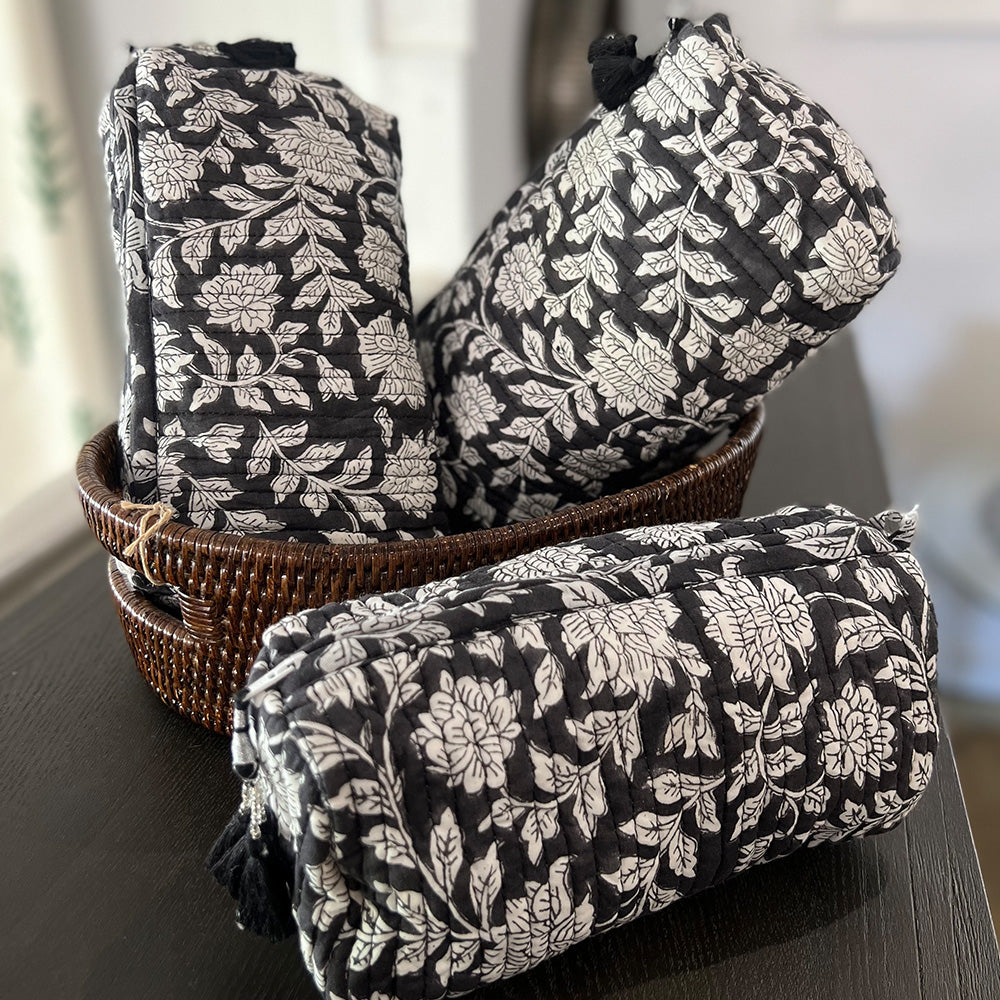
[416,14,901,529]
[230,504,937,1000]
[101,43,442,542]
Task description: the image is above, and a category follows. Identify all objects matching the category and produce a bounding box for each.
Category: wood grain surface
[1,334,997,999]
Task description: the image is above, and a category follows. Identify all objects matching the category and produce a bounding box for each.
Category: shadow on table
[475,838,884,1000]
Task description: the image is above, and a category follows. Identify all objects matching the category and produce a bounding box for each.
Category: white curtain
[0,0,117,523]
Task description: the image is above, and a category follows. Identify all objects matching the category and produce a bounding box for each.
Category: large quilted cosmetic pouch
[211,504,937,1000]
[100,41,441,541]
[416,13,901,528]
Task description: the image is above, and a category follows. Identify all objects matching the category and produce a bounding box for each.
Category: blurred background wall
[3,0,999,706]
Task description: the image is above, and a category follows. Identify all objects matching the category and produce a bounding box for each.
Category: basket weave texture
[77,406,764,734]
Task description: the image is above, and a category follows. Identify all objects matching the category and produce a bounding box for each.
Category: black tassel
[205,806,250,885]
[588,33,654,110]
[207,826,253,899]
[235,829,296,942]
[206,779,257,895]
[206,778,295,941]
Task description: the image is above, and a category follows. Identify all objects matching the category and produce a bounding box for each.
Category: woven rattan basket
[77,406,764,734]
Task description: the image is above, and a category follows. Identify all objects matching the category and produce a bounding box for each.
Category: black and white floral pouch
[101,41,441,542]
[416,14,900,527]
[209,504,936,1000]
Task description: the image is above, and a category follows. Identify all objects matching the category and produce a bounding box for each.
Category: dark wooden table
[2,335,998,999]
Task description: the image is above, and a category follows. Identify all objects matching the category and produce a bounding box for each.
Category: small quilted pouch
[208,504,937,1000]
[101,40,441,542]
[416,14,900,527]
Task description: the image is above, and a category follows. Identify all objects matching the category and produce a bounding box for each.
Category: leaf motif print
[722,171,759,228]
[683,208,726,244]
[190,327,228,380]
[662,691,720,761]
[186,421,243,462]
[563,602,668,700]
[469,843,503,926]
[678,247,735,286]
[834,613,903,660]
[663,820,699,880]
[429,807,464,889]
[510,620,565,711]
[628,162,681,216]
[550,239,618,326]
[666,34,730,111]
[212,182,273,213]
[394,892,450,976]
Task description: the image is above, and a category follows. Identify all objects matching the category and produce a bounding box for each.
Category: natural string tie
[118,500,175,583]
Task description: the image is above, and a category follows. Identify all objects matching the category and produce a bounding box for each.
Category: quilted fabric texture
[232,504,936,1000]
[416,13,901,528]
[100,42,441,541]
[100,56,159,504]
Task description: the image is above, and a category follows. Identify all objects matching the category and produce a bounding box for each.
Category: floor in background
[945,699,1000,930]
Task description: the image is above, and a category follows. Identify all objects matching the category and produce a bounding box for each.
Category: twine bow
[117,500,175,583]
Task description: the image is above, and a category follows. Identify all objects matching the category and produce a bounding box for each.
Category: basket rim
[77,404,764,569]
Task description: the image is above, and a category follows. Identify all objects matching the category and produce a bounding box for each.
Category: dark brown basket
[77,406,764,734]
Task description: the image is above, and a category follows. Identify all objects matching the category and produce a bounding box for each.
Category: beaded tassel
[205,696,295,941]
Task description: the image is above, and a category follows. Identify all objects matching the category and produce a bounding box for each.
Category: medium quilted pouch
[100,41,441,542]
[416,13,901,527]
[209,504,937,1000]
